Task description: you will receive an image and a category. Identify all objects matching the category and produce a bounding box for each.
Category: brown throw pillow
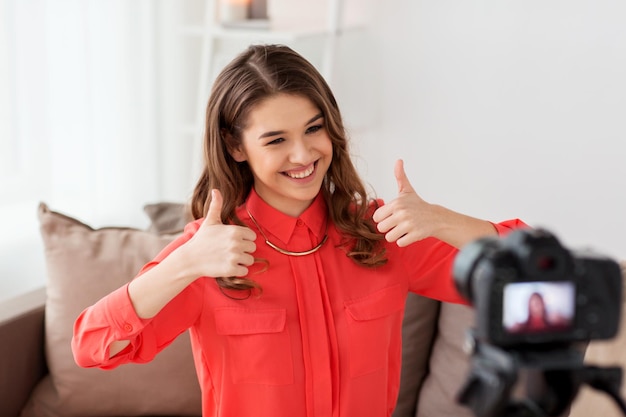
[143,202,193,235]
[418,299,596,417]
[20,203,201,417]
[415,302,475,417]
[392,293,440,417]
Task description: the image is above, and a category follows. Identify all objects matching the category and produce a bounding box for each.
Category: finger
[375,216,394,234]
[204,189,224,226]
[240,227,257,242]
[395,159,415,195]
[372,203,393,224]
[395,232,416,248]
[241,239,257,254]
[231,265,250,277]
[383,226,409,244]
[238,253,255,267]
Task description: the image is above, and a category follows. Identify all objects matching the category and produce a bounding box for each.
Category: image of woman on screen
[508,292,571,334]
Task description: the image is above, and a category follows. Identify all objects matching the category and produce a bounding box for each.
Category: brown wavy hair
[190,44,386,291]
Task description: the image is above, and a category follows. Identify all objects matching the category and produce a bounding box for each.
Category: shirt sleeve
[402,218,529,304]
[72,220,205,369]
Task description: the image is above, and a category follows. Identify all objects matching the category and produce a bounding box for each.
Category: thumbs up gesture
[183,189,257,278]
[372,160,438,247]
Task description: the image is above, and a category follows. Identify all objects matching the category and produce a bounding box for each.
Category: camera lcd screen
[502,281,575,334]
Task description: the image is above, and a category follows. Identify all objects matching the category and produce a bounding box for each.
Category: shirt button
[296,219,304,227]
[123,323,133,332]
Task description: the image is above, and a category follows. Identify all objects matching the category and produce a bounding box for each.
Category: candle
[249,0,267,20]
[219,0,249,23]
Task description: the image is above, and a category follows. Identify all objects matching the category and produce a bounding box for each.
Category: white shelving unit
[182,0,348,178]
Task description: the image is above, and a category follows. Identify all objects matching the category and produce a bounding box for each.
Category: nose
[289,137,314,164]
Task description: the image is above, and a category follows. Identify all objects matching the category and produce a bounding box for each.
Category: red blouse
[72,189,526,417]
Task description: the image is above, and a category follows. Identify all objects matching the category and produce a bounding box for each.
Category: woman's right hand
[125,189,257,320]
[180,189,257,279]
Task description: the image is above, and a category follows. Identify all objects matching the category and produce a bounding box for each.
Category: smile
[283,162,316,179]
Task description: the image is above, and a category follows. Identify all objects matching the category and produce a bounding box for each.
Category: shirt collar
[241,188,328,245]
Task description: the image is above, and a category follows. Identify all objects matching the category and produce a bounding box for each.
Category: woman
[510,292,570,333]
[72,44,526,417]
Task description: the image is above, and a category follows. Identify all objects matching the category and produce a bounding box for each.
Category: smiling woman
[229,94,333,217]
[70,43,526,417]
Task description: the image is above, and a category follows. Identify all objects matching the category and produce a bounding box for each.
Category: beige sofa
[1,203,624,417]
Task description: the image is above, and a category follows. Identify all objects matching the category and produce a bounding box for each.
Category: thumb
[395,159,415,194]
[204,189,224,226]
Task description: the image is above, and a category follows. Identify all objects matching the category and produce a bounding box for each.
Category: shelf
[180,23,340,41]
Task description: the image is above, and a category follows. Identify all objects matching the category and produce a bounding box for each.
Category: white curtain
[0,0,174,300]
[8,0,161,223]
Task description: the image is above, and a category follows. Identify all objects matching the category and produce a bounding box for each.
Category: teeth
[286,164,314,179]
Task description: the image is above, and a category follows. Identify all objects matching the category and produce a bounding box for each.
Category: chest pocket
[214,307,293,385]
[344,285,405,377]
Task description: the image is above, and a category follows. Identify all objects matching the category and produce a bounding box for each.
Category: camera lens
[537,255,556,271]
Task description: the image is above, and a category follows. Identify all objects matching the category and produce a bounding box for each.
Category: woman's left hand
[372,159,442,247]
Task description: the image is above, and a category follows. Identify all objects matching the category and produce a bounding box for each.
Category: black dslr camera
[452,228,625,417]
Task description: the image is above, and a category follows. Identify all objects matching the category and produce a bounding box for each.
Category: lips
[283,161,316,179]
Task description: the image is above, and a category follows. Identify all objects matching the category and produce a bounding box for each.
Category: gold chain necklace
[246,207,328,257]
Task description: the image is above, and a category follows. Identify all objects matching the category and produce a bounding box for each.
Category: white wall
[353,0,626,259]
[3,1,625,302]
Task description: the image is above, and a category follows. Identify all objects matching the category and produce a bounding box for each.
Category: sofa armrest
[0,287,47,417]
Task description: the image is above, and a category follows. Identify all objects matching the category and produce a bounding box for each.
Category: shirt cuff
[490,219,529,236]
[103,283,151,340]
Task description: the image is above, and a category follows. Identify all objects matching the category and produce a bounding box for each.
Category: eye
[306,124,323,134]
[267,137,285,145]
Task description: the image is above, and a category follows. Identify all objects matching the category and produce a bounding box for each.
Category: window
[0,0,172,301]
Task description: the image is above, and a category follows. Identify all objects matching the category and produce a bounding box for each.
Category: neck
[253,189,319,218]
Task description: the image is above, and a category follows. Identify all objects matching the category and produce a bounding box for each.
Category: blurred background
[1,0,625,301]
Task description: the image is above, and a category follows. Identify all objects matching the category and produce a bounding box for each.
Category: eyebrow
[257,113,323,140]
